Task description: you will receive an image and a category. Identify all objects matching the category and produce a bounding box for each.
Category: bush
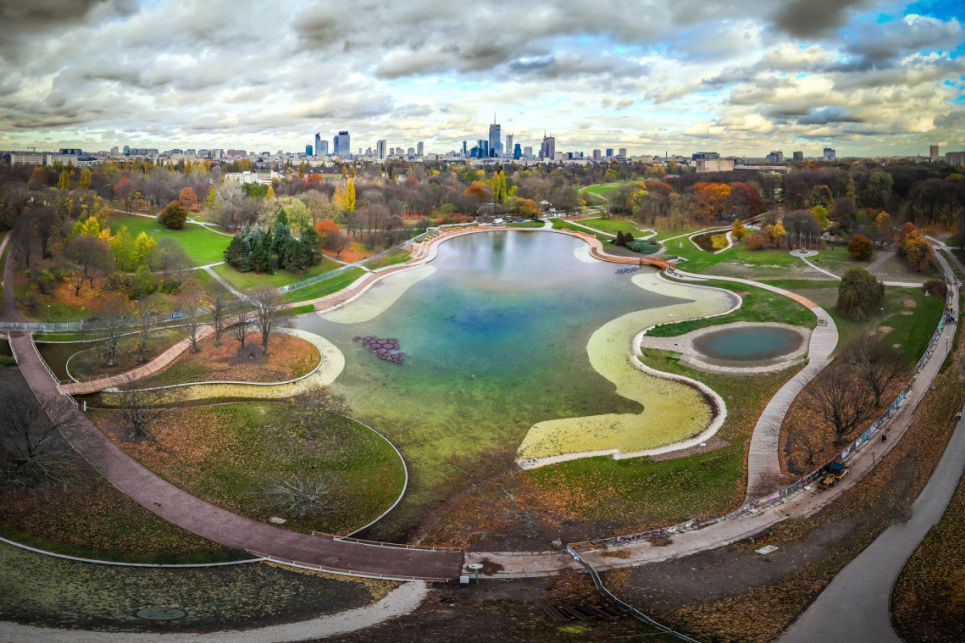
[847,234,874,261]
[626,239,660,254]
[157,200,188,229]
[129,265,157,299]
[159,278,181,294]
[745,230,771,250]
[923,280,947,299]
[837,266,885,322]
[105,271,133,291]
[710,234,729,250]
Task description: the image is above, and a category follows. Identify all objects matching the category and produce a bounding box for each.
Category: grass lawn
[581,183,624,200]
[505,220,546,228]
[551,217,611,242]
[525,358,803,533]
[284,267,367,303]
[212,258,340,292]
[367,249,412,270]
[577,217,652,236]
[89,402,407,536]
[809,246,942,282]
[651,222,710,242]
[646,279,818,338]
[108,215,231,266]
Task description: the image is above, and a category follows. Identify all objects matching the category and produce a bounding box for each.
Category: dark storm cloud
[770,0,874,38]
[0,0,135,33]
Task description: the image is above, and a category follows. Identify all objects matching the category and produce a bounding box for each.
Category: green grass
[289,304,315,315]
[284,268,367,303]
[581,183,624,200]
[212,258,340,292]
[108,215,231,266]
[651,224,710,242]
[504,220,546,228]
[550,217,611,242]
[646,279,817,337]
[576,217,651,236]
[367,250,412,270]
[827,286,946,361]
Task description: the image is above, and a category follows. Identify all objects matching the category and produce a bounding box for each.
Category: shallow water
[694,326,803,362]
[295,232,727,516]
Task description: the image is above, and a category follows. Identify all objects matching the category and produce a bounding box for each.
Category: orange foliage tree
[179,186,198,211]
[464,183,489,204]
[895,222,934,272]
[693,182,731,223]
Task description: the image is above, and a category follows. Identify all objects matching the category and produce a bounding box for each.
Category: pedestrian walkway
[201,263,247,301]
[797,252,927,288]
[0,234,27,324]
[9,331,463,581]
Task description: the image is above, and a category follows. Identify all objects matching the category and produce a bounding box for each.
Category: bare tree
[807,362,876,443]
[251,285,292,355]
[232,307,253,349]
[133,303,157,363]
[156,237,196,286]
[116,387,162,442]
[206,282,232,345]
[261,475,337,517]
[0,386,83,493]
[177,283,209,353]
[845,336,911,407]
[64,235,112,290]
[785,427,822,470]
[98,296,129,368]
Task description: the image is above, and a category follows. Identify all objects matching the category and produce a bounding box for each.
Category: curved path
[671,268,840,501]
[9,332,463,581]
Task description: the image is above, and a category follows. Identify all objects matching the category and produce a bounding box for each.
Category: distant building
[110,146,119,156]
[605,148,613,158]
[822,147,836,161]
[514,143,521,160]
[539,135,555,161]
[592,149,602,160]
[417,141,424,156]
[376,140,387,161]
[305,145,313,156]
[523,145,533,158]
[792,151,804,161]
[316,140,329,156]
[692,151,719,160]
[765,150,784,162]
[333,131,350,158]
[489,119,502,158]
[407,147,415,156]
[504,134,513,159]
[123,145,130,156]
[695,159,734,173]
[462,141,468,158]
[59,148,83,156]
[946,151,965,166]
[618,148,627,159]
[930,145,940,161]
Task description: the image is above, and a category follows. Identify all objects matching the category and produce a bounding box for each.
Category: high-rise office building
[462,141,468,158]
[930,145,940,161]
[376,140,387,161]
[765,150,784,162]
[306,145,313,156]
[505,135,513,159]
[123,145,130,156]
[407,147,415,156]
[333,131,350,157]
[618,148,627,159]
[489,117,502,158]
[315,140,328,156]
[314,133,321,157]
[605,148,613,158]
[514,143,521,160]
[792,151,804,161]
[593,149,602,160]
[539,135,555,161]
[417,141,424,156]
[523,146,533,158]
[478,139,489,158]
[823,147,836,161]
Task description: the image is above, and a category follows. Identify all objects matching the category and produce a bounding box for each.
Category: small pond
[693,326,804,362]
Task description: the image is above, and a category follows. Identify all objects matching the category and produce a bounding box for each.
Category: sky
[1,0,964,158]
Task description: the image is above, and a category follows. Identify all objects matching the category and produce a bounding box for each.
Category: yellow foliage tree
[345,178,356,212]
[266,185,275,198]
[132,231,157,268]
[731,218,748,240]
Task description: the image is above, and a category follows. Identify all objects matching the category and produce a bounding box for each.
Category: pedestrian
[881,434,887,443]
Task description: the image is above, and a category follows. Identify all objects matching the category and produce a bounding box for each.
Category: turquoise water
[295,231,694,534]
[693,326,803,362]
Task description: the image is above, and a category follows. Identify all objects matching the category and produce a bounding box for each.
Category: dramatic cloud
[0,0,963,156]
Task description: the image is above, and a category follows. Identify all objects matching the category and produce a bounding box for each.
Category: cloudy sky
[1,0,963,157]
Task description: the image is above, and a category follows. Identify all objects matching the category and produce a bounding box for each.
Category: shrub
[837,266,885,322]
[745,230,771,250]
[157,200,188,229]
[710,233,729,250]
[923,280,947,299]
[129,265,156,299]
[159,278,181,294]
[847,234,873,261]
[626,239,660,254]
[105,271,133,291]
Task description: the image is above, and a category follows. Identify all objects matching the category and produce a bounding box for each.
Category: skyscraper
[606,148,613,158]
[489,116,502,158]
[618,148,627,159]
[593,149,602,160]
[792,151,804,161]
[514,143,521,160]
[539,134,555,161]
[314,133,321,157]
[505,135,513,159]
[377,140,387,161]
[417,141,424,156]
[823,147,836,161]
[306,145,313,156]
[930,145,940,161]
[462,141,468,158]
[317,140,329,156]
[333,131,350,157]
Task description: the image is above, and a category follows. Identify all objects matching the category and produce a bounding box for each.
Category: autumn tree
[178,284,209,353]
[133,303,157,363]
[206,282,233,345]
[464,183,488,204]
[232,307,253,349]
[895,222,934,272]
[98,296,130,367]
[731,218,748,240]
[344,179,356,211]
[158,200,188,230]
[57,170,70,190]
[27,167,46,190]
[64,235,112,293]
[178,186,198,211]
[117,387,163,442]
[79,168,93,191]
[848,234,873,261]
[727,182,765,218]
[115,177,135,213]
[693,182,731,223]
[837,267,885,322]
[492,171,508,204]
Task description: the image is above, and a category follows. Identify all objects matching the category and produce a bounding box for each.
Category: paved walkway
[671,269,840,501]
[201,263,248,301]
[797,253,927,288]
[9,331,463,580]
[0,232,27,324]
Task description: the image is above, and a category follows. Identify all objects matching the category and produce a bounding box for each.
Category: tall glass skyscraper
[333,131,351,157]
[489,119,501,158]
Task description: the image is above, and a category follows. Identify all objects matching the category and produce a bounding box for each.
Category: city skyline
[1,1,963,157]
